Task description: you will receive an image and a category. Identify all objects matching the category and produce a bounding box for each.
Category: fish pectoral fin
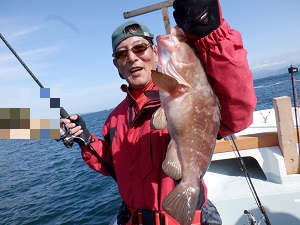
[151,106,167,130]
[144,90,160,101]
[151,70,190,96]
[163,184,199,225]
[162,140,182,180]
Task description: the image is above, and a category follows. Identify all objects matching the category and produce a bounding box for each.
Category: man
[61,0,256,224]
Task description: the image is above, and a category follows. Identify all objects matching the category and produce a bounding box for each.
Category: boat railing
[214,96,300,175]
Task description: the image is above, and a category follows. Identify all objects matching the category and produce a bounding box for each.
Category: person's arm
[80,134,114,177]
[194,20,257,138]
[173,0,257,138]
[60,115,114,176]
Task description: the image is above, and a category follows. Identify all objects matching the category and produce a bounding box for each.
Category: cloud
[0,46,61,62]
[249,49,300,72]
[20,46,61,58]
[250,59,289,71]
[0,55,64,98]
[11,25,45,39]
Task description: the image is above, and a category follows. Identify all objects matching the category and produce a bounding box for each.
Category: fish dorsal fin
[144,90,160,101]
[151,70,190,97]
[151,106,167,130]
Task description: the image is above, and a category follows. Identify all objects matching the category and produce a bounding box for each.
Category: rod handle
[60,107,70,118]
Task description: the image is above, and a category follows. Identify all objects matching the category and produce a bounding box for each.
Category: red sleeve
[191,19,257,138]
[80,133,114,176]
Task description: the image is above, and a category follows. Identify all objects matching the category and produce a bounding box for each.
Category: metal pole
[123,0,174,19]
[123,0,174,34]
[160,6,171,34]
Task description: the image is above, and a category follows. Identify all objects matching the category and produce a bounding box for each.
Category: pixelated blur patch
[10,108,20,119]
[40,88,50,98]
[0,129,10,138]
[50,98,60,108]
[30,129,40,139]
[20,108,30,119]
[40,129,50,139]
[0,88,60,139]
[0,108,10,119]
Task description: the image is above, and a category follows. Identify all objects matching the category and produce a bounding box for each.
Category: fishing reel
[244,210,257,225]
[59,121,88,148]
[59,122,75,148]
[244,210,266,225]
[58,107,90,148]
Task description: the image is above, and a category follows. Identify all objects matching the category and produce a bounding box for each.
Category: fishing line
[227,134,272,225]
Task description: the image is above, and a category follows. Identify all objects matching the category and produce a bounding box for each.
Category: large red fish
[150,26,220,225]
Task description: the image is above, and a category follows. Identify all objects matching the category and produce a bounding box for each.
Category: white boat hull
[205,108,300,225]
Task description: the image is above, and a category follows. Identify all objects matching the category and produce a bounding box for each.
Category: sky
[1,0,300,114]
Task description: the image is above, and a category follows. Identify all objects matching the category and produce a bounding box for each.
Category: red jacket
[80,19,256,211]
[82,84,180,210]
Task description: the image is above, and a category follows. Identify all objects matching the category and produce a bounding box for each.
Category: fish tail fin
[163,183,199,225]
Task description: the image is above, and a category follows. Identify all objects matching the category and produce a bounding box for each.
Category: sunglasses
[112,43,153,59]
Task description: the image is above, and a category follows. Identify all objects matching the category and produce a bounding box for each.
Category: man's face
[113,36,158,90]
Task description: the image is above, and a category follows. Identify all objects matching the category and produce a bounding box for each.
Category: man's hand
[60,115,90,147]
[60,115,83,137]
[173,0,222,38]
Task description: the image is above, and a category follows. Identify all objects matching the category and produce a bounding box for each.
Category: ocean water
[0,110,119,225]
[1,72,300,225]
[254,72,300,111]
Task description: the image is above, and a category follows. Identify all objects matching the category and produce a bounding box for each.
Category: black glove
[60,107,91,148]
[173,0,222,38]
[117,201,131,224]
[72,115,91,146]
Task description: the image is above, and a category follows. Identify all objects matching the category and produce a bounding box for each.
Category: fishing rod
[0,33,117,182]
[0,33,45,88]
[0,33,75,139]
[226,134,272,225]
[288,65,300,154]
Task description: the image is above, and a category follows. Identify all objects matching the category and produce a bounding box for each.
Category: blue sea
[1,72,300,225]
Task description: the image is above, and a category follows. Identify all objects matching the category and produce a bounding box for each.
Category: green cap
[111,20,154,52]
